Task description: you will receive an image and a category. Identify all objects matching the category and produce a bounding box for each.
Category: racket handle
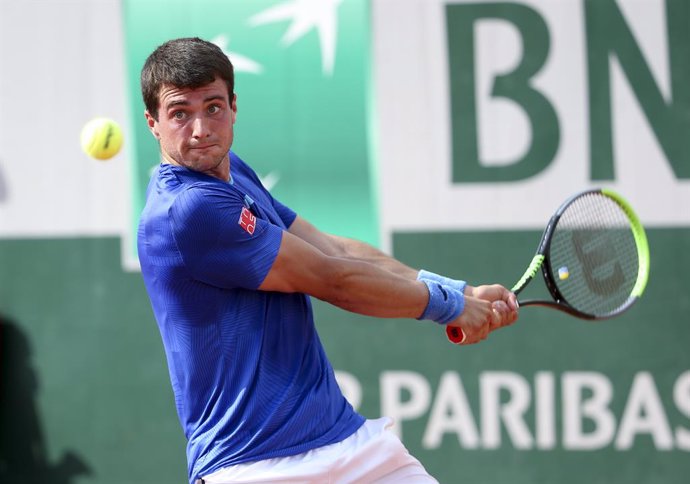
[446,326,466,344]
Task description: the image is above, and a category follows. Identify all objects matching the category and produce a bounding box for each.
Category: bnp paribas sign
[368,0,690,464]
[373,0,690,249]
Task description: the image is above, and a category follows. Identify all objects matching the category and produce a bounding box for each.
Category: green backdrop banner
[122,0,377,269]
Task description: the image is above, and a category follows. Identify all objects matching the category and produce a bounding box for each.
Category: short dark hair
[141,37,235,120]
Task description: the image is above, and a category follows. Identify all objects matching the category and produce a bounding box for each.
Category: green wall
[1,228,689,482]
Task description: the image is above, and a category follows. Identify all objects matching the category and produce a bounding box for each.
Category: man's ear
[145,110,160,139]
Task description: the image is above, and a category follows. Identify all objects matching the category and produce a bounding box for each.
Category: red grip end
[446,326,466,344]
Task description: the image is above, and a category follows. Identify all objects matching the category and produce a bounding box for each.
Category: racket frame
[446,188,649,343]
[512,188,650,320]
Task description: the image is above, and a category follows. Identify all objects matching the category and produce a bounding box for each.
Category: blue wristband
[418,279,465,325]
[417,269,467,295]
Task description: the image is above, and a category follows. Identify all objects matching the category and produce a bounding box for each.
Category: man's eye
[172,111,185,120]
[208,105,220,114]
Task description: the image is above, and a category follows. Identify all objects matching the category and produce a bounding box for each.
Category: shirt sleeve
[271,196,297,229]
[169,184,283,290]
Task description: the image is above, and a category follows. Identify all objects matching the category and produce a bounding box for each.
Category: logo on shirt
[239,207,256,235]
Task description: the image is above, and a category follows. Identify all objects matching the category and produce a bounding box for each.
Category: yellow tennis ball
[80,118,123,160]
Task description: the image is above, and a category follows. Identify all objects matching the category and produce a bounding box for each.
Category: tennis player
[137,37,518,484]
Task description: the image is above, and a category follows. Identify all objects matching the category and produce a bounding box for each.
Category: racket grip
[446,326,466,344]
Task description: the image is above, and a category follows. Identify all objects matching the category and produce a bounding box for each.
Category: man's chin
[183,153,227,170]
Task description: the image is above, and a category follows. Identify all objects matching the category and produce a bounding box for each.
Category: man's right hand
[447,285,519,344]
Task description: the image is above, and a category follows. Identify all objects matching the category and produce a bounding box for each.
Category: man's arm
[259,217,517,342]
[258,227,430,318]
[286,217,512,306]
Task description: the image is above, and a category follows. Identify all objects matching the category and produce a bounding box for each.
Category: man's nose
[191,116,211,139]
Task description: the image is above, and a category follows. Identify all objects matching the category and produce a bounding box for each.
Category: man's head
[141,38,238,181]
[141,37,234,121]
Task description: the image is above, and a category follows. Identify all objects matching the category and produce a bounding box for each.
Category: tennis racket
[446,188,650,344]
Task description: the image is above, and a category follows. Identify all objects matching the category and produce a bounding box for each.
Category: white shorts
[200,418,438,483]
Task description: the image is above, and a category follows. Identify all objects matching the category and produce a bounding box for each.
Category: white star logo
[211,34,264,74]
[249,0,344,76]
[260,171,281,191]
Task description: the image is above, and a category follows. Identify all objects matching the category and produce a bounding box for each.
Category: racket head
[535,188,650,319]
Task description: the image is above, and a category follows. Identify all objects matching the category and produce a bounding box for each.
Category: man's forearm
[332,235,419,279]
[287,216,418,279]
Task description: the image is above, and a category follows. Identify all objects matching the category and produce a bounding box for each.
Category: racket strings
[548,193,640,316]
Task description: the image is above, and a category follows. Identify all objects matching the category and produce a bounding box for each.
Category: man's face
[145,77,237,180]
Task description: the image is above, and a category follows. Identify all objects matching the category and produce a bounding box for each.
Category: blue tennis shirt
[137,152,364,483]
